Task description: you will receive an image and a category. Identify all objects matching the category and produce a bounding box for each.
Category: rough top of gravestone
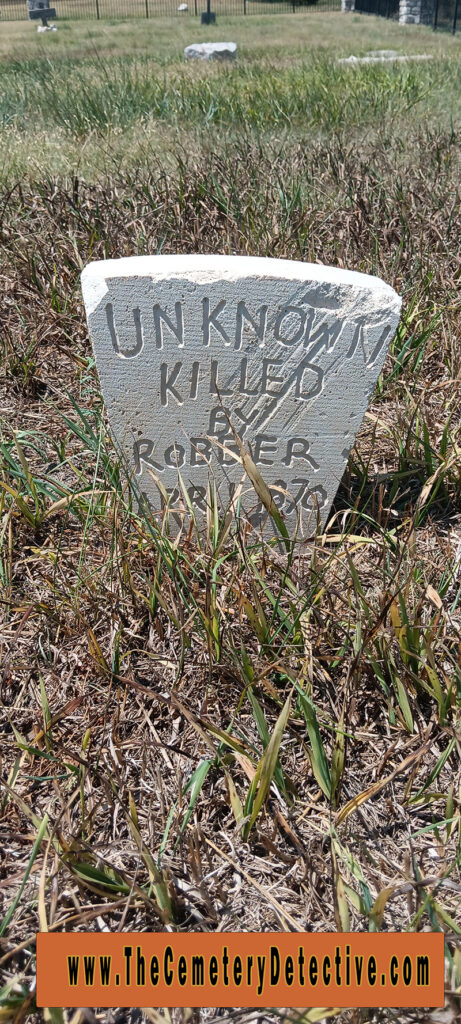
[81,254,399,316]
[184,42,237,60]
[338,53,432,65]
[81,254,401,540]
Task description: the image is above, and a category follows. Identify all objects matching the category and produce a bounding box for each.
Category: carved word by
[81,255,401,537]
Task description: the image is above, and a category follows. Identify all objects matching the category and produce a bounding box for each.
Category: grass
[1,53,457,135]
[0,10,460,1024]
[1,10,460,62]
[0,14,460,183]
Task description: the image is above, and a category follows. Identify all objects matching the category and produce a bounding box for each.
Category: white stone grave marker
[81,255,401,538]
[184,42,237,61]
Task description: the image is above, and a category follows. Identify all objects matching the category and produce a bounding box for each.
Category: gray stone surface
[342,0,435,24]
[366,50,399,58]
[81,255,401,538]
[338,53,432,64]
[184,42,237,61]
[399,0,434,22]
[27,0,56,17]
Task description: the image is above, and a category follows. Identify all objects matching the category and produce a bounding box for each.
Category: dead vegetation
[0,65,460,1024]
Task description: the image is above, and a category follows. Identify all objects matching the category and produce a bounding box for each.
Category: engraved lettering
[235,301,268,351]
[282,438,319,470]
[248,499,267,527]
[140,490,155,512]
[367,324,391,366]
[234,406,259,435]
[188,485,208,513]
[160,362,183,407]
[268,479,328,516]
[254,434,278,466]
[163,486,182,527]
[210,359,232,396]
[202,299,231,346]
[346,322,365,361]
[292,480,327,511]
[274,305,307,347]
[304,319,342,357]
[346,321,391,365]
[217,438,240,466]
[153,302,184,349]
[133,439,163,475]
[308,485,327,509]
[295,359,324,400]
[80,256,400,539]
[190,437,213,466]
[209,407,230,433]
[271,481,288,512]
[261,358,284,396]
[106,302,143,359]
[239,357,259,397]
[164,443,185,468]
[190,361,200,399]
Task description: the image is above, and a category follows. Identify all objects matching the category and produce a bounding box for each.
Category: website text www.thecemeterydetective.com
[36,932,444,1008]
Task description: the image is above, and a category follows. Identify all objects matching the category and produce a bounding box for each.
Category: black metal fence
[1,0,457,29]
[354,0,458,29]
[433,0,459,30]
[0,0,340,20]
[355,0,399,18]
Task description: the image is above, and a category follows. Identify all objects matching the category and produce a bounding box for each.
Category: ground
[0,10,460,1024]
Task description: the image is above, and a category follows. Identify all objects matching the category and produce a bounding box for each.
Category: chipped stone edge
[81,255,401,317]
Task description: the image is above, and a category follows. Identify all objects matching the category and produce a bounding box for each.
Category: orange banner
[36,931,444,1008]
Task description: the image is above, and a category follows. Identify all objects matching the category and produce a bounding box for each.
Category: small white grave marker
[184,42,237,61]
[81,255,401,537]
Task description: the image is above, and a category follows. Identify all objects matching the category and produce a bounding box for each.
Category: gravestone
[184,42,237,61]
[27,0,56,25]
[81,255,401,538]
[338,53,432,64]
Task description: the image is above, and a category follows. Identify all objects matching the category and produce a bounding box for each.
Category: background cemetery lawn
[1,9,460,61]
[0,14,460,182]
[0,10,460,1024]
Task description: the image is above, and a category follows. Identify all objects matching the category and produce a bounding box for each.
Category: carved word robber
[81,255,401,536]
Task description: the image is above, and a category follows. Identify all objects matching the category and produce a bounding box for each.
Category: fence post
[433,0,439,29]
[194,0,197,12]
[95,0,100,17]
[452,0,459,32]
[244,0,247,12]
[292,0,296,11]
[145,0,149,15]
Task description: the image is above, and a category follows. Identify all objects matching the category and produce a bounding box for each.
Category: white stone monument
[81,255,401,538]
[184,42,237,61]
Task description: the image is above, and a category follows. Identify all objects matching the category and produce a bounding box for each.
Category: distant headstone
[366,50,399,58]
[27,0,56,24]
[338,52,432,64]
[81,256,401,538]
[184,42,237,61]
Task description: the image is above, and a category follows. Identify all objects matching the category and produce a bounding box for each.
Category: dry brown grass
[0,24,460,1024]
